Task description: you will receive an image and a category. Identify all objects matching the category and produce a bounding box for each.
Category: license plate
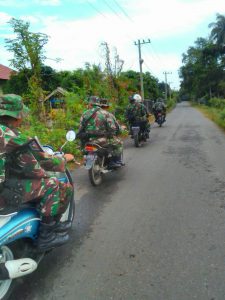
[85,154,96,170]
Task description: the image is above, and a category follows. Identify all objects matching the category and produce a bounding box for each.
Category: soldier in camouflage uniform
[0,94,74,251]
[152,98,167,122]
[125,94,150,137]
[78,96,124,167]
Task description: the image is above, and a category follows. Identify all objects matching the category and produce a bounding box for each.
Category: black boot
[55,221,72,233]
[112,155,125,166]
[37,222,69,252]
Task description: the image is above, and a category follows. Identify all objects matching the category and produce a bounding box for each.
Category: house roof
[44,87,68,101]
[0,64,14,80]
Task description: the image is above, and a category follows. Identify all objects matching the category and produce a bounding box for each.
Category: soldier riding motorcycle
[125,94,150,147]
[0,94,76,299]
[77,96,124,186]
[152,98,166,127]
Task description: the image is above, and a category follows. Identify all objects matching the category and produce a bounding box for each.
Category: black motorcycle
[155,111,165,127]
[83,142,124,186]
[131,121,150,147]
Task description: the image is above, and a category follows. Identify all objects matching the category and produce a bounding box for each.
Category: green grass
[192,103,225,131]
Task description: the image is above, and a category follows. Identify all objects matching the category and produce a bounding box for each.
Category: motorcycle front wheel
[0,246,14,300]
[89,157,103,186]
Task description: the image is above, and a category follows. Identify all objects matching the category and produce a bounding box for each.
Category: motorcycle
[131,121,150,148]
[84,141,124,186]
[155,111,165,127]
[0,130,76,300]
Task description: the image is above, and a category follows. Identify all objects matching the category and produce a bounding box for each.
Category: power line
[143,61,158,79]
[86,0,108,19]
[111,0,134,22]
[101,0,122,18]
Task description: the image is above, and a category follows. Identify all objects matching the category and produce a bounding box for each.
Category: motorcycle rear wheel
[89,158,103,186]
[134,134,140,147]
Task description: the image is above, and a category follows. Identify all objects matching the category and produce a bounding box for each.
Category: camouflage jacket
[0,124,66,184]
[125,102,148,122]
[152,102,166,112]
[79,107,121,137]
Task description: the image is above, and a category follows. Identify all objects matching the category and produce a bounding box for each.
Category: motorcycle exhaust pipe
[0,258,37,280]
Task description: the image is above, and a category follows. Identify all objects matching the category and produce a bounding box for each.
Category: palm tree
[209,13,225,48]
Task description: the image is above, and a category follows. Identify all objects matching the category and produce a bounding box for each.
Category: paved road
[13,102,225,300]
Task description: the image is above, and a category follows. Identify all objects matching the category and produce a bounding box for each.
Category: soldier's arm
[3,128,30,153]
[37,153,66,172]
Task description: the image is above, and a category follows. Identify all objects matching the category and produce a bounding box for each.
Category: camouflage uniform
[0,94,72,218]
[125,102,148,122]
[79,106,123,157]
[125,102,150,132]
[152,101,166,120]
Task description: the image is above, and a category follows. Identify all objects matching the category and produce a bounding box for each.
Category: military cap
[0,94,29,119]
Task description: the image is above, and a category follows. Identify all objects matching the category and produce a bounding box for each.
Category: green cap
[88,96,101,106]
[0,94,29,119]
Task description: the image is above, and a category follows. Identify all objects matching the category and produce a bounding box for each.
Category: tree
[5,18,49,118]
[209,13,225,48]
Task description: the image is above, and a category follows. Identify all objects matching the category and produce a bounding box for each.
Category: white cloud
[20,15,40,24]
[0,46,12,66]
[1,0,225,89]
[121,0,225,39]
[34,0,61,6]
[0,12,11,26]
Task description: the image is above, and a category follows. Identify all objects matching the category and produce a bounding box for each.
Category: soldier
[152,98,167,122]
[125,94,150,138]
[0,94,74,251]
[78,96,124,167]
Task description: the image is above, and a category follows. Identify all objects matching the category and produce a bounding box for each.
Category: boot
[112,155,125,167]
[108,158,121,168]
[55,221,72,233]
[37,222,69,252]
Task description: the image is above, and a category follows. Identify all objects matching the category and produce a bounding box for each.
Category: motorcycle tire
[89,157,103,186]
[0,245,15,300]
[0,240,42,300]
[134,134,140,147]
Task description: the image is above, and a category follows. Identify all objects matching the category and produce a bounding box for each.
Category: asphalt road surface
[12,102,225,300]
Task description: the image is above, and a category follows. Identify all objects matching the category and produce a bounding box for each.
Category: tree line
[179,13,225,102]
[2,18,171,121]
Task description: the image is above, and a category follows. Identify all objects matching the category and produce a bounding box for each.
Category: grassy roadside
[192,103,225,132]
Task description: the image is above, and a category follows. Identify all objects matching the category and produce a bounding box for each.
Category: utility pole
[134,39,151,100]
[163,71,172,102]
[168,81,173,100]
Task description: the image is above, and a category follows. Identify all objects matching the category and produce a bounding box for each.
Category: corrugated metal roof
[0,64,14,80]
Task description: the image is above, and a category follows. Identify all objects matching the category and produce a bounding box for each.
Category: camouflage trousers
[0,177,73,217]
[86,136,123,156]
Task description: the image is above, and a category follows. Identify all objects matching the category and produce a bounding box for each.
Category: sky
[0,0,225,90]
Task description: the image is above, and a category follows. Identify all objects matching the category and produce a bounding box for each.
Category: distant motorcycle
[0,131,76,300]
[155,111,165,127]
[84,141,124,186]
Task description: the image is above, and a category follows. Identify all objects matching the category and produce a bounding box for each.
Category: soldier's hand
[64,153,74,162]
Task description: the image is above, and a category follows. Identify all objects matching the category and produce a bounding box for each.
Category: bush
[208,97,225,109]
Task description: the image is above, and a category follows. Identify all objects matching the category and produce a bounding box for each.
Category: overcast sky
[0,0,225,90]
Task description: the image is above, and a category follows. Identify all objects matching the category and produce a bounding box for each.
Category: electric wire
[111,0,134,22]
[86,0,108,19]
[84,0,164,82]
[101,0,122,18]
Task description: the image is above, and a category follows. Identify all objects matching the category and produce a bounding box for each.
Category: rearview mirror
[66,130,76,142]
